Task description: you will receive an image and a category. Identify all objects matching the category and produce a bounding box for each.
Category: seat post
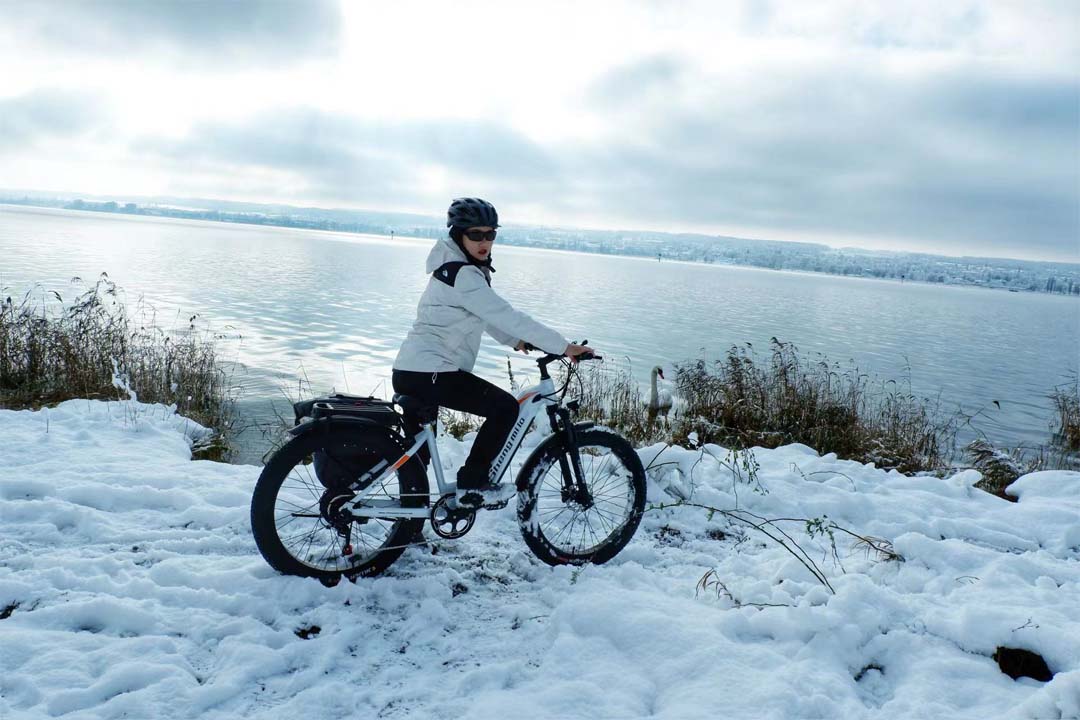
[424,422,449,494]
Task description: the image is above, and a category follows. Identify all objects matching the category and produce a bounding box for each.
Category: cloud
[135,109,559,208]
[6,0,342,65]
[5,1,1075,260]
[726,0,1080,63]
[0,90,107,151]
[587,55,686,109]
[124,52,1078,260]
[573,52,1079,259]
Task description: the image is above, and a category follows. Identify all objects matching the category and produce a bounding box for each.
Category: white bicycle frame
[346,375,558,520]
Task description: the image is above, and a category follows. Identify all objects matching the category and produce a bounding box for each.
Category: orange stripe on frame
[391,455,411,470]
[517,392,537,404]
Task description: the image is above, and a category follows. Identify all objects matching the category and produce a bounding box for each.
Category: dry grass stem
[0,275,237,458]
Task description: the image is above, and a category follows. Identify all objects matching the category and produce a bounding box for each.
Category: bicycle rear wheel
[250,427,428,582]
[517,427,646,566]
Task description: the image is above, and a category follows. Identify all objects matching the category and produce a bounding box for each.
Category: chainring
[430,494,476,539]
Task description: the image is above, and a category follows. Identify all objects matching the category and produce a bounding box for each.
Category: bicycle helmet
[447,197,499,229]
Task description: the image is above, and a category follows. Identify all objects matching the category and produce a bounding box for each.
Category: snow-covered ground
[1,400,1077,719]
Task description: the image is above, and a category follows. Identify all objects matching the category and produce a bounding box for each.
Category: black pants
[392,370,519,487]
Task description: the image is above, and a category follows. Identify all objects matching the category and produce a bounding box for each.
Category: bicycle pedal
[456,485,515,511]
[455,498,510,511]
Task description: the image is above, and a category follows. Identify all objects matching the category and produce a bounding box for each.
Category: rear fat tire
[250,428,428,582]
[516,428,646,566]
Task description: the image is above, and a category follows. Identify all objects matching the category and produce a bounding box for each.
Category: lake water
[3,205,1077,463]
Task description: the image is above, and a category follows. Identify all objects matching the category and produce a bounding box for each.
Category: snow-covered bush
[964,439,1040,499]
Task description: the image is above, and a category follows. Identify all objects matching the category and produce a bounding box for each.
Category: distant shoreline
[3,199,1077,296]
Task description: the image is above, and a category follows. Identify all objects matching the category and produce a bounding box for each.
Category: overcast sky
[1,1,1077,261]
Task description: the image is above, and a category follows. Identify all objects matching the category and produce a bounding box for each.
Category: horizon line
[1,187,1077,267]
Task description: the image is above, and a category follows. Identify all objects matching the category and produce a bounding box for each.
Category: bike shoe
[456,483,517,510]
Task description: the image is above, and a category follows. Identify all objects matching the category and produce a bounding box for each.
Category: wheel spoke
[587,506,617,534]
[312,535,336,568]
[274,494,319,512]
[590,505,626,528]
[291,464,323,503]
[278,527,323,547]
[546,510,579,546]
[583,518,597,549]
[292,527,319,562]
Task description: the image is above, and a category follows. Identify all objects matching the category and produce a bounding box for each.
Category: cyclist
[392,197,592,509]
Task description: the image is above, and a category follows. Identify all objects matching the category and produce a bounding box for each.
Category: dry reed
[0,275,236,457]
[1050,376,1080,452]
[567,339,956,474]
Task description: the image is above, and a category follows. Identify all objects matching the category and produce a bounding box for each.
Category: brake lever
[573,339,601,361]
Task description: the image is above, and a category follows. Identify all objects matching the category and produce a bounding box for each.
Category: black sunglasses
[463,229,497,242]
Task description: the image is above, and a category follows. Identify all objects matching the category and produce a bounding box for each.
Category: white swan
[648,366,674,418]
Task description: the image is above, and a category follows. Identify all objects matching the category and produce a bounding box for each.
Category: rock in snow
[1,400,1078,719]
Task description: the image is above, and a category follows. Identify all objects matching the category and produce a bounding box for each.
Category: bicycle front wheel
[250,427,428,582]
[517,427,646,566]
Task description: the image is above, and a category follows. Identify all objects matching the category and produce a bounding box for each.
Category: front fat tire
[517,428,646,566]
[250,428,428,582]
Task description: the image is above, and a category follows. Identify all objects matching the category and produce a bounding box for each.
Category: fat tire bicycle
[250,347,647,584]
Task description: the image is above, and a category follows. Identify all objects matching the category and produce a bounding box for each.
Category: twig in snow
[695,570,792,608]
[650,501,835,593]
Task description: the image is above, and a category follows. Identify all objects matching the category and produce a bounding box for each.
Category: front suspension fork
[549,407,592,507]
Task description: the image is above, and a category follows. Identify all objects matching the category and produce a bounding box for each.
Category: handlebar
[531,340,601,380]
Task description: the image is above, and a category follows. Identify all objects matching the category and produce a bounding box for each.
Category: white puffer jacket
[393,238,569,373]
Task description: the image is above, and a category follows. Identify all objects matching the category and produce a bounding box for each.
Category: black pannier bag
[293,393,402,427]
[293,394,405,489]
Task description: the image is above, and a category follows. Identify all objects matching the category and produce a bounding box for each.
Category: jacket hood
[425,238,467,273]
[425,237,494,275]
